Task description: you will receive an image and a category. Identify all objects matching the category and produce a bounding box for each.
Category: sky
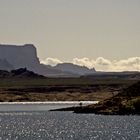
[0,0,140,71]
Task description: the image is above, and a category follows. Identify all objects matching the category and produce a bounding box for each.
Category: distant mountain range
[0,44,140,78]
[54,63,96,75]
[0,44,96,77]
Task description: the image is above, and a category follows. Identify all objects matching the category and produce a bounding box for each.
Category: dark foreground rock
[73,81,140,115]
[51,81,140,115]
[0,68,44,79]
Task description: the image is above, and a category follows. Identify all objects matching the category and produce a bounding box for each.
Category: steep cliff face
[0,44,95,77]
[0,44,75,77]
[0,44,40,70]
[0,59,14,71]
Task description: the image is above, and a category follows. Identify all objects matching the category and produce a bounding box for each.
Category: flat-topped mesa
[0,59,14,71]
[0,44,40,70]
[0,44,96,77]
[0,44,78,77]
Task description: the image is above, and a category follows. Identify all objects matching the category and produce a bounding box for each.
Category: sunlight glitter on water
[0,112,139,140]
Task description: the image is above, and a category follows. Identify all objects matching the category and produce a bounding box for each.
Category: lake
[0,102,139,140]
[0,101,98,111]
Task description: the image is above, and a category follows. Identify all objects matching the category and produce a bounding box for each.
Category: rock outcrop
[0,44,40,70]
[0,44,70,77]
[0,59,14,71]
[0,44,96,77]
[74,81,140,115]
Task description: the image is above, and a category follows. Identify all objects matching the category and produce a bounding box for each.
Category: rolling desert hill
[54,63,96,75]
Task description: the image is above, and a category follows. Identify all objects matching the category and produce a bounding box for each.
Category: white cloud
[95,57,111,66]
[40,57,62,66]
[41,57,140,72]
[72,57,95,68]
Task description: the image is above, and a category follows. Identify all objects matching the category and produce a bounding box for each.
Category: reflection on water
[0,101,98,111]
[0,111,139,140]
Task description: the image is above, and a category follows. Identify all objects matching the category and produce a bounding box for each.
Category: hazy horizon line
[41,57,140,72]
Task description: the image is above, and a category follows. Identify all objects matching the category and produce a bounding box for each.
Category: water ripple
[0,112,139,140]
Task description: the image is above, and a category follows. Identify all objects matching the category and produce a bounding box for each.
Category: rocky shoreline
[50,81,140,115]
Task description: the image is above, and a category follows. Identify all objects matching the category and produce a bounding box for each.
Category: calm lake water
[0,103,139,140]
[0,101,98,111]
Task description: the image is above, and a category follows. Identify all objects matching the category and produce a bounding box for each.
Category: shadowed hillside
[54,63,96,75]
[74,81,140,115]
[0,59,14,71]
[0,68,44,79]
